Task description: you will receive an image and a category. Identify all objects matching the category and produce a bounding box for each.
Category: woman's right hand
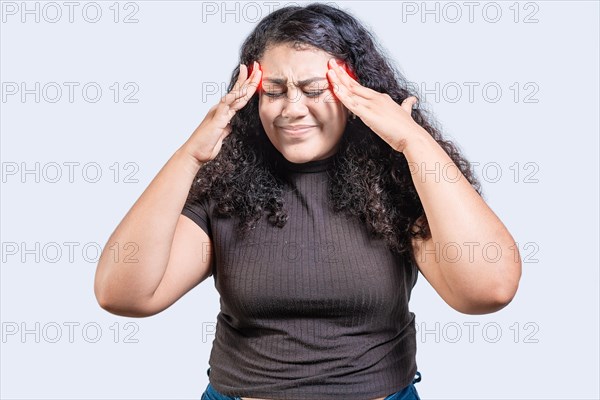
[182,61,262,164]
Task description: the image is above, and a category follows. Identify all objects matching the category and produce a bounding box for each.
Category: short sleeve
[181,196,211,237]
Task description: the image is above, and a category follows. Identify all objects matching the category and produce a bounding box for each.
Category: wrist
[400,126,435,160]
[174,146,204,177]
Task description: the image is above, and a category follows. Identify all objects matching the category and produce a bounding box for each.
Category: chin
[285,138,341,162]
[268,134,337,163]
[279,149,316,163]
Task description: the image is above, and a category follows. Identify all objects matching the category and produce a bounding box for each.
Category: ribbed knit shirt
[181,151,419,400]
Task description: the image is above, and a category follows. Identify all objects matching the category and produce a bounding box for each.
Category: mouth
[277,125,317,136]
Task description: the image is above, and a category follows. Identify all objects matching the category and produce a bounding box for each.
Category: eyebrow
[263,77,328,86]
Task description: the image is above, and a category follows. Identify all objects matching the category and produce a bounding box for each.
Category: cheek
[324,104,349,133]
[258,100,280,127]
[317,102,346,122]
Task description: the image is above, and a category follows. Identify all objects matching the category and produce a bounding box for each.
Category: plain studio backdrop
[1,1,598,399]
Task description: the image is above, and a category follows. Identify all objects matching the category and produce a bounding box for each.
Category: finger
[222,123,233,137]
[326,67,366,115]
[237,62,262,97]
[214,85,250,125]
[327,58,374,99]
[207,106,234,132]
[232,63,248,92]
[401,96,418,113]
[230,64,262,110]
[230,61,259,96]
[221,62,259,104]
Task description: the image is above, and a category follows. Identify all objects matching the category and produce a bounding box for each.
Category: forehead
[259,44,332,80]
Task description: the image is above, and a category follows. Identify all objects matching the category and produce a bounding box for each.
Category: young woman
[94,4,521,400]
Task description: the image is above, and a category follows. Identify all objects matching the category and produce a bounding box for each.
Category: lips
[278,125,317,131]
[277,125,317,136]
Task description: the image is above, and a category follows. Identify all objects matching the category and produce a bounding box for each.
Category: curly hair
[187,3,482,256]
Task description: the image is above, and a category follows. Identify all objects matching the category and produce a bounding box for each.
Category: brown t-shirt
[182,152,419,400]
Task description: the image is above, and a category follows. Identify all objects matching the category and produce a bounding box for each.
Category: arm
[404,129,522,315]
[94,62,262,317]
[93,148,213,317]
[325,58,522,315]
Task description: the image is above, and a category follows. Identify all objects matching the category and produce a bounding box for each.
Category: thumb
[401,96,418,114]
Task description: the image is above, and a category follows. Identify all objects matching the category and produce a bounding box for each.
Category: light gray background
[1,1,598,399]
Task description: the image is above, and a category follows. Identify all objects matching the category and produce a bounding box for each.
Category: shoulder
[182,194,214,236]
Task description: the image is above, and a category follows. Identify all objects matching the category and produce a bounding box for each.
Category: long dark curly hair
[187,3,482,256]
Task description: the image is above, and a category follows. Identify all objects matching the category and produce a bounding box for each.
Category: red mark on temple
[343,64,357,81]
[247,62,262,92]
[330,60,358,81]
[257,63,263,91]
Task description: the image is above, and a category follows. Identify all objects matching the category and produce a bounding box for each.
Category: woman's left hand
[326,58,424,153]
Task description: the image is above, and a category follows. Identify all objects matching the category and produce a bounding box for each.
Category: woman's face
[257,44,349,163]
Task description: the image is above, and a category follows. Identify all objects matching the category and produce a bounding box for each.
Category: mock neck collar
[272,150,336,173]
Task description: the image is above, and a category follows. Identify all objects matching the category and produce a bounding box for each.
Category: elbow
[96,297,156,318]
[453,262,522,315]
[450,292,516,315]
[488,238,523,310]
[492,255,522,310]
[95,292,120,316]
[94,269,158,318]
[94,288,157,318]
[491,278,520,310]
[94,280,113,313]
[94,279,121,315]
[468,285,518,315]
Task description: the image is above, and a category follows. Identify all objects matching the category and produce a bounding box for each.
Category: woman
[94,4,521,400]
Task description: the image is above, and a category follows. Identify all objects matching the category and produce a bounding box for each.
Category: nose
[281,87,309,119]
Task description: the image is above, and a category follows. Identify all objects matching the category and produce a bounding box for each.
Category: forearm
[94,146,203,310]
[403,127,521,303]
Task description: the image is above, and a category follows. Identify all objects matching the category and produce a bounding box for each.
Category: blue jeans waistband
[201,368,422,400]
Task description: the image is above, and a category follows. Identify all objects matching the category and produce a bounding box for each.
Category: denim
[200,368,422,400]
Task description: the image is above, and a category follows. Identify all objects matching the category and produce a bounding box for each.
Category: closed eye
[263,92,285,98]
[263,90,325,98]
[305,90,325,98]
